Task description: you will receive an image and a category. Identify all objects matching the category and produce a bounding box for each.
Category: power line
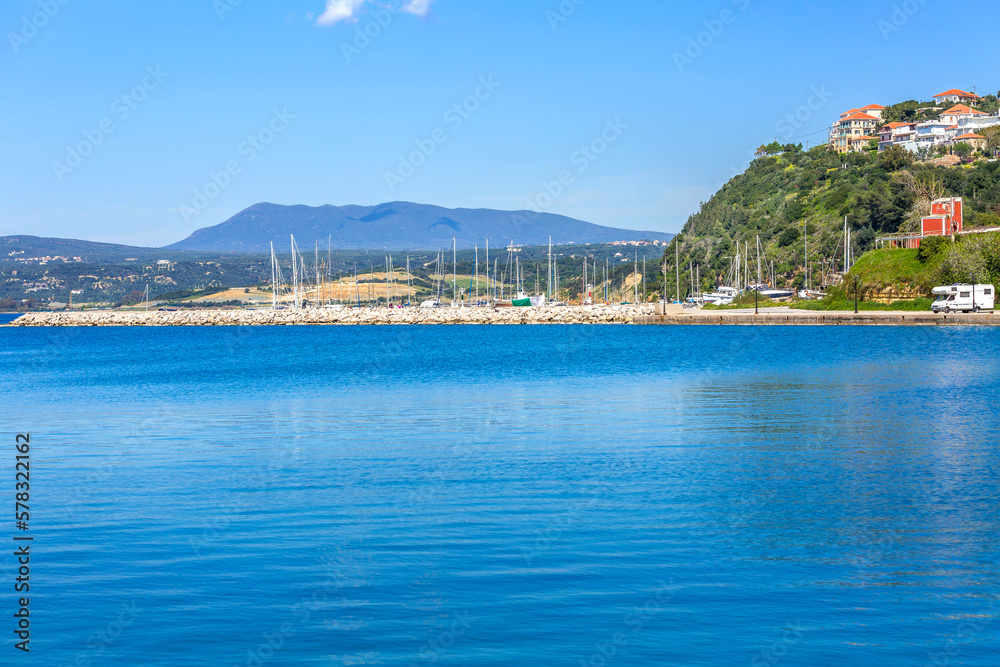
[779,127,831,141]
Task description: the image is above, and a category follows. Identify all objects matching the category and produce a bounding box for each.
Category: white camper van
[931,284,995,313]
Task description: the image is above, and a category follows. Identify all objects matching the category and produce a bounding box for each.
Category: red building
[921,198,963,237]
[878,198,964,249]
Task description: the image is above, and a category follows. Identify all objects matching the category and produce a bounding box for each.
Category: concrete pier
[5,305,997,327]
[5,305,654,327]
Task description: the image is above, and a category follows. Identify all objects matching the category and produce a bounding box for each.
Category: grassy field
[843,248,944,293]
[703,292,782,310]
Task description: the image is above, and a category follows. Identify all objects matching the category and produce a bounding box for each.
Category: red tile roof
[842,113,879,121]
[935,89,980,99]
[955,132,985,140]
[944,104,975,114]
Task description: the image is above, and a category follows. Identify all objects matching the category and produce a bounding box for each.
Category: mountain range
[167,202,673,252]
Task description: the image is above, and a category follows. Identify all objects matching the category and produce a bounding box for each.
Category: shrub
[941,233,1000,284]
[917,235,950,263]
[778,226,801,247]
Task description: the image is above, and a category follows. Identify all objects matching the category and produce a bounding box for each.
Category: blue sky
[1,0,997,247]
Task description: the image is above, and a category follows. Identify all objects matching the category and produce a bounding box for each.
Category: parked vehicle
[931,284,995,313]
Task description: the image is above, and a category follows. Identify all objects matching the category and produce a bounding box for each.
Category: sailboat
[421,253,442,308]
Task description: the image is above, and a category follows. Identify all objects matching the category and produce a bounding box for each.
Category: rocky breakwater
[8,305,655,327]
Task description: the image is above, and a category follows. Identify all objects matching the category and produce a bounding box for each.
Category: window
[985,289,993,295]
[960,292,970,298]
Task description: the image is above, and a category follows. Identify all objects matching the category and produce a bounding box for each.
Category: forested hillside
[664,143,1000,296]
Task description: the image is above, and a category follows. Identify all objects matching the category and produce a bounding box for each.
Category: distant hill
[166,202,674,252]
[0,235,220,262]
[0,235,163,262]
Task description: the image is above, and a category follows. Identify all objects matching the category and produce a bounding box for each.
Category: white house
[939,104,988,126]
[914,119,954,148]
[879,121,918,150]
[933,89,980,105]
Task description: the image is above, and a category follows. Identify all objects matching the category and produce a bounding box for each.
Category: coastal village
[829,89,1000,155]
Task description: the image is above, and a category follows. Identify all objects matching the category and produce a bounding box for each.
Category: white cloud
[317,0,434,26]
[401,0,434,16]
[317,0,368,26]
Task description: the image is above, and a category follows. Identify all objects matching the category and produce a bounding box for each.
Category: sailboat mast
[452,237,457,306]
[271,242,278,309]
[675,240,680,303]
[756,236,761,287]
[745,242,750,289]
[547,236,552,301]
[634,252,638,303]
[291,235,299,309]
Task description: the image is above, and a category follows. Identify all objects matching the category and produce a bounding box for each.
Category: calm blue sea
[2,324,999,666]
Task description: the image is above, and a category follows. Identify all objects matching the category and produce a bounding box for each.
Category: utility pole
[643,256,646,303]
[854,274,859,314]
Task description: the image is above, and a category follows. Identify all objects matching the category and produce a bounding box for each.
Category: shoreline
[3,305,998,327]
[4,305,653,327]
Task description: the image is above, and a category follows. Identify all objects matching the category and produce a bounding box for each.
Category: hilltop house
[878,121,918,150]
[933,89,980,104]
[913,119,955,149]
[829,105,884,153]
[877,101,1000,152]
[954,132,987,150]
[939,104,988,125]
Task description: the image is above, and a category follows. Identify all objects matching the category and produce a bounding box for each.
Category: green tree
[878,145,915,172]
[976,94,1000,115]
[953,142,973,159]
[757,141,784,157]
[980,126,1000,152]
